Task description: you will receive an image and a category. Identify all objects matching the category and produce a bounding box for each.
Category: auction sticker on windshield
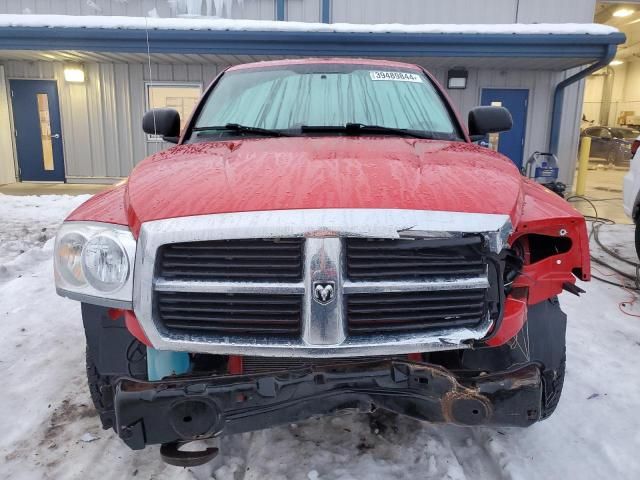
[369,71,423,82]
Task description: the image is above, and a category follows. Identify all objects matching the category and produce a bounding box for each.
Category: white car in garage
[623,135,640,256]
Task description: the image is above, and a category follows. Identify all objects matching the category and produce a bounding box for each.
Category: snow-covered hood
[123,137,524,227]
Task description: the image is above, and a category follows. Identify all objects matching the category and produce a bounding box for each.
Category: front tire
[461,297,567,421]
[541,353,566,419]
[86,346,116,430]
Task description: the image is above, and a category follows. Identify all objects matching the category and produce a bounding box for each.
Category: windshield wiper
[193,123,293,137]
[300,123,436,139]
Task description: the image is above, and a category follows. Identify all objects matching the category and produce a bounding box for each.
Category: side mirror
[468,106,512,141]
[142,108,181,143]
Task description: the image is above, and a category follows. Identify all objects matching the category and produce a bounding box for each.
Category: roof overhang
[0,15,626,71]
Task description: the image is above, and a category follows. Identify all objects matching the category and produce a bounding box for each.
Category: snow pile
[0,14,620,36]
[0,194,89,282]
[0,194,639,479]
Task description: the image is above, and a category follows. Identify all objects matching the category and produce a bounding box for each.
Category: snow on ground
[1,194,640,480]
[0,194,90,281]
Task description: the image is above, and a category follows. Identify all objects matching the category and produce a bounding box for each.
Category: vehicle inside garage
[578,1,640,223]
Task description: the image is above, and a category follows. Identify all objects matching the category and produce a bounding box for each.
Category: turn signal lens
[55,232,87,286]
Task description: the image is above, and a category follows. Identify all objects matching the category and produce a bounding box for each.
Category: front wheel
[86,347,116,430]
[461,297,567,421]
[541,353,566,418]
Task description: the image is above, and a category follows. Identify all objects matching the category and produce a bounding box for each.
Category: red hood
[124,137,524,228]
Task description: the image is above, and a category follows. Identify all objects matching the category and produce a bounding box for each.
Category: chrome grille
[157,238,303,281]
[135,209,511,357]
[156,291,302,337]
[345,237,485,281]
[346,289,487,335]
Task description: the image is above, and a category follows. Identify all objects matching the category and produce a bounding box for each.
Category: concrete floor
[0,182,109,196]
[569,166,629,224]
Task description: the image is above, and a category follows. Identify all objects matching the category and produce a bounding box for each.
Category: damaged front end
[114,359,543,455]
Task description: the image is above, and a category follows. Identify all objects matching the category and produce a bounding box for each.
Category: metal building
[0,0,625,186]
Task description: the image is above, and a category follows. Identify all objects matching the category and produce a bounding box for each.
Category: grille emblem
[313,282,335,305]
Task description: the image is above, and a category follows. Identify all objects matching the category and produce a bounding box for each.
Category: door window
[487,101,502,152]
[36,93,54,171]
[146,83,202,140]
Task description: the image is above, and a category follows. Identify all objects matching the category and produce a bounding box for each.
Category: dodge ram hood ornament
[313,282,335,304]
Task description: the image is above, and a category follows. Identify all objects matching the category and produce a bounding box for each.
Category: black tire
[461,297,567,421]
[541,353,566,419]
[635,222,640,261]
[86,347,116,429]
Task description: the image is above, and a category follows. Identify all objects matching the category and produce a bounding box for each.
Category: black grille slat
[163,323,300,335]
[348,301,485,314]
[158,295,299,306]
[161,314,299,324]
[347,288,486,335]
[348,319,477,333]
[346,238,485,281]
[156,292,302,337]
[346,267,485,278]
[347,291,486,304]
[157,270,302,279]
[348,309,484,323]
[159,305,301,314]
[158,238,303,282]
[162,260,301,268]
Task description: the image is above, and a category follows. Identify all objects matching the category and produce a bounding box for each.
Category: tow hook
[160,441,219,467]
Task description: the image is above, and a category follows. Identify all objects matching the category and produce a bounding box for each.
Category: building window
[145,82,202,141]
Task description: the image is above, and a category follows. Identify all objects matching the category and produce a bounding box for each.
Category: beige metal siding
[0,0,597,23]
[0,0,275,19]
[516,0,597,23]
[331,0,595,24]
[2,60,224,179]
[287,0,321,22]
[332,0,517,24]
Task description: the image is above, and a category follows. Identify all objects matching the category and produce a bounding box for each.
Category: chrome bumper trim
[154,279,305,295]
[151,318,493,358]
[342,277,489,294]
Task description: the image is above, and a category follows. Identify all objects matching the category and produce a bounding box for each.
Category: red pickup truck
[54,58,590,466]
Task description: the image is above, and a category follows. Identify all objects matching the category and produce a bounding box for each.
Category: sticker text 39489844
[369,71,423,83]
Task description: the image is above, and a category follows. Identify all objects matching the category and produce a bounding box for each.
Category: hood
[125,137,524,228]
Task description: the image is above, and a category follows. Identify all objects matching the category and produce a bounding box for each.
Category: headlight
[54,222,136,307]
[82,235,129,292]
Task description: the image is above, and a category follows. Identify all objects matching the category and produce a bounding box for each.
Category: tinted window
[586,127,608,138]
[610,128,640,139]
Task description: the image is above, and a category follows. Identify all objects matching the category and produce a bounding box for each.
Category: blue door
[481,88,529,169]
[10,80,65,181]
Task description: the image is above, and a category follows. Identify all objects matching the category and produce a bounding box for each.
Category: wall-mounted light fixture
[63,64,85,83]
[609,59,624,66]
[613,8,634,17]
[447,68,468,89]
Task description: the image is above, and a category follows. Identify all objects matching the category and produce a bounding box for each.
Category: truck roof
[227,58,423,72]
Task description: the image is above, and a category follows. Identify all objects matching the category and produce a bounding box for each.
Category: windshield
[610,128,640,140]
[190,64,462,140]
